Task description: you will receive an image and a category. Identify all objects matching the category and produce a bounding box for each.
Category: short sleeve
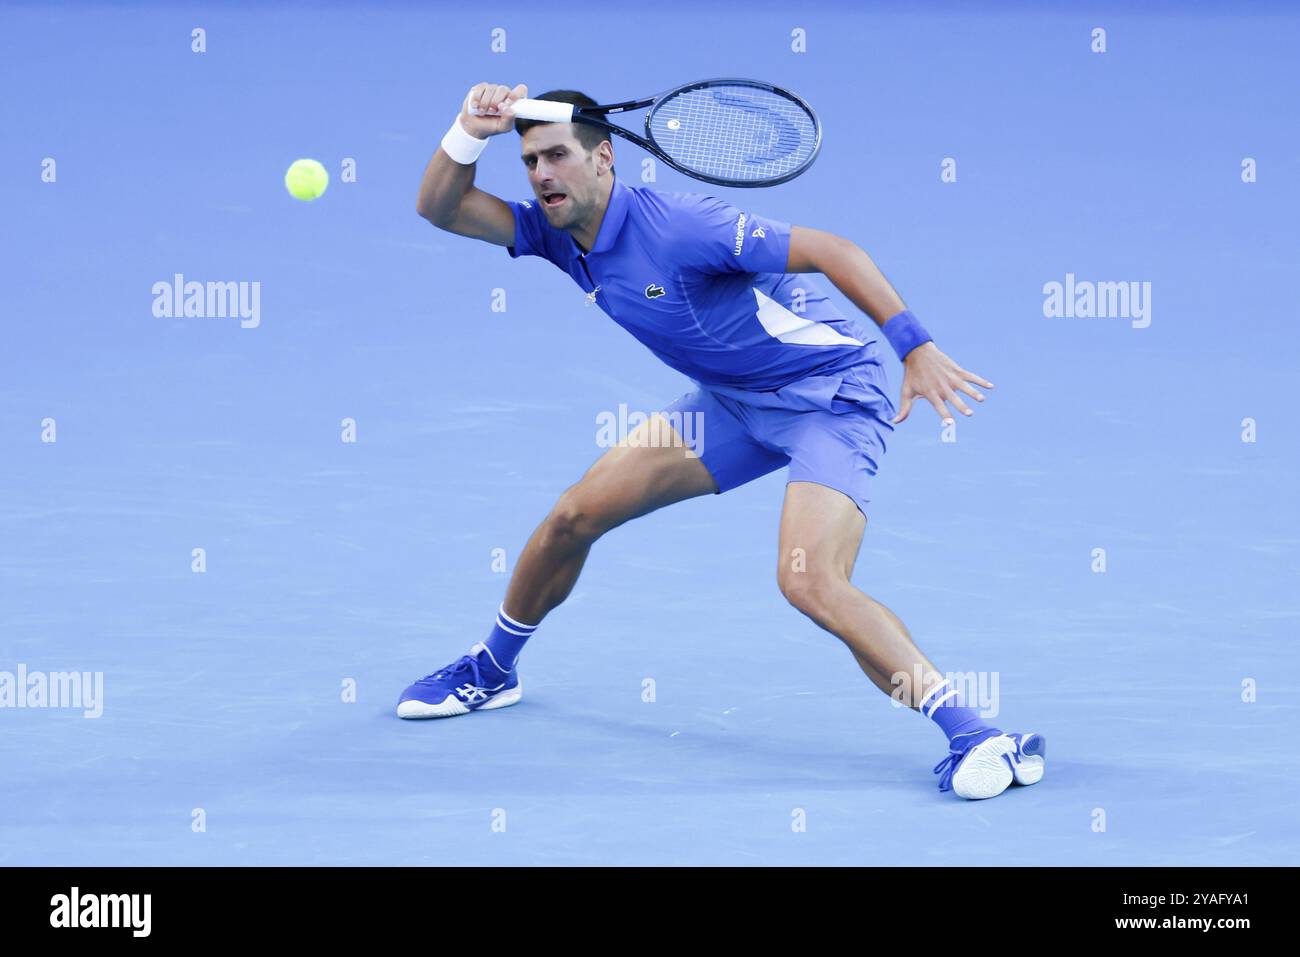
[675,194,792,275]
[505,198,555,262]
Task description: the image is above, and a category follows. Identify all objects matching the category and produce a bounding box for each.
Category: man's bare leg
[775,480,943,710]
[503,414,717,625]
[775,480,1043,798]
[397,414,715,718]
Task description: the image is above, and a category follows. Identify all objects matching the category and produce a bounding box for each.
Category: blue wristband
[881,309,932,361]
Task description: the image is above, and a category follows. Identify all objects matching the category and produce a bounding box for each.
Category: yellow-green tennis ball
[285,158,328,201]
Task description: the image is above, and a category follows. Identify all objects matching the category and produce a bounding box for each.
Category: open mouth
[542,191,568,208]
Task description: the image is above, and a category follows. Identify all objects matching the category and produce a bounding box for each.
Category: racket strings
[649,84,817,184]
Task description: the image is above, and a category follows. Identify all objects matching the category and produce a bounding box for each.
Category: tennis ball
[284,158,329,201]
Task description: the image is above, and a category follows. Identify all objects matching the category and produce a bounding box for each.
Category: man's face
[520,124,602,230]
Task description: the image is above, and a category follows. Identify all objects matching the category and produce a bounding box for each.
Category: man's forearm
[817,236,908,328]
[416,148,475,224]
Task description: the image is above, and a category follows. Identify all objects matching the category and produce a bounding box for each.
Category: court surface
[1,1,1297,865]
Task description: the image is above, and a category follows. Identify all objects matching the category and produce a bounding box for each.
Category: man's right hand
[460,82,528,139]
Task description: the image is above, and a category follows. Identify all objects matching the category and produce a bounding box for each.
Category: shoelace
[932,750,964,793]
[416,654,483,688]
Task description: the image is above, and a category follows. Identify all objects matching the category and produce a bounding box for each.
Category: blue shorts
[659,362,897,519]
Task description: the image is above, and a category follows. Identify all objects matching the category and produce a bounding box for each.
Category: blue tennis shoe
[933,729,1047,799]
[397,642,522,719]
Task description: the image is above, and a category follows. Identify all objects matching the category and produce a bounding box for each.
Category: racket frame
[511,77,822,188]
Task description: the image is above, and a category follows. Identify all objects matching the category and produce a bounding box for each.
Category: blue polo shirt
[506,172,886,393]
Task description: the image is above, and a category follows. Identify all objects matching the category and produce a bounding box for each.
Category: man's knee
[545,486,611,546]
[777,567,847,618]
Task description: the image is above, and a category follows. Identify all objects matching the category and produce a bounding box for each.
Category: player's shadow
[501,697,935,796]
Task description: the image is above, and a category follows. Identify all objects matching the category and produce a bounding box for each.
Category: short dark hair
[514,90,610,155]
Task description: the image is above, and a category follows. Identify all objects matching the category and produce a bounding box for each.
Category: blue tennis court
[1,0,1297,865]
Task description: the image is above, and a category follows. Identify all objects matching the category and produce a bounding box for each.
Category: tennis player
[401,82,1046,800]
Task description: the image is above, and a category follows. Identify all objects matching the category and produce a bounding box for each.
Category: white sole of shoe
[951,734,1018,800]
[396,681,523,720]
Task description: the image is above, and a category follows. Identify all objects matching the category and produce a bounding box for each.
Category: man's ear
[595,140,615,174]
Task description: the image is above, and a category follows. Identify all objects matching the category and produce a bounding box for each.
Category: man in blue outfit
[403,82,1046,800]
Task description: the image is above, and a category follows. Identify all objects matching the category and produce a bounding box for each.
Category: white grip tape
[507,98,575,122]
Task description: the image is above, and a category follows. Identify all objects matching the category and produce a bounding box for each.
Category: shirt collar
[571,170,630,257]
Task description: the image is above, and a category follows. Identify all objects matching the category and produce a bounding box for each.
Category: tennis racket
[498,78,822,188]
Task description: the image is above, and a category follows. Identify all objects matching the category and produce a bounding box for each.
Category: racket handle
[506,98,575,122]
